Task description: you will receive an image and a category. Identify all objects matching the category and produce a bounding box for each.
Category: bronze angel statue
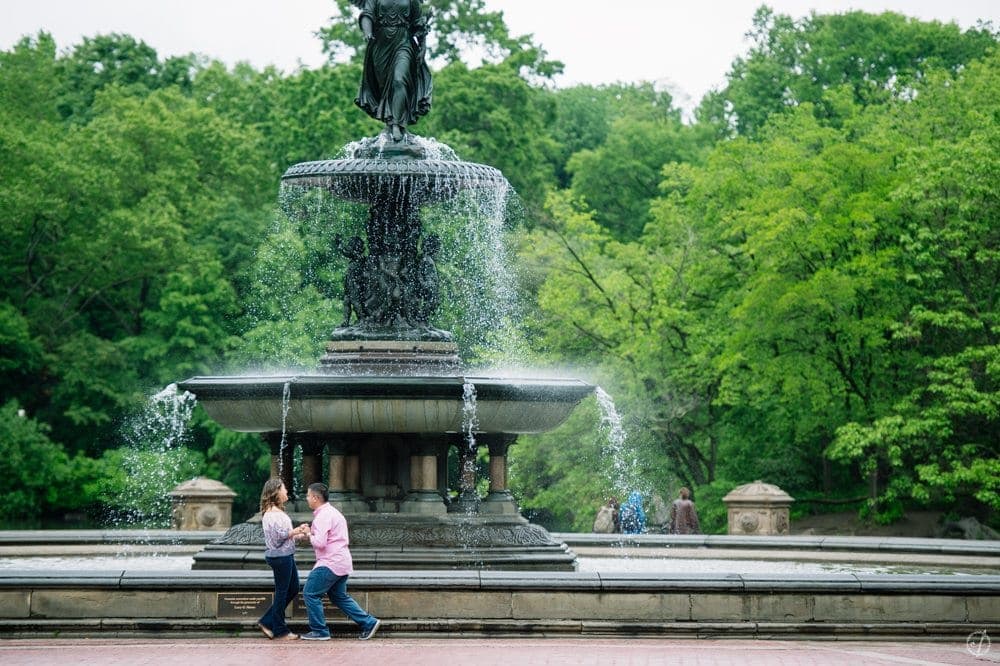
[351,0,433,142]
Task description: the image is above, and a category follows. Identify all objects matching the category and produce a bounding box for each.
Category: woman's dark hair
[260,478,285,513]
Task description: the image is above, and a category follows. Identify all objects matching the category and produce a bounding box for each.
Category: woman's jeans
[303,566,375,636]
[260,554,299,637]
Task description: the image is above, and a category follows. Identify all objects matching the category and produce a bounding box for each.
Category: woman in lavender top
[257,478,309,640]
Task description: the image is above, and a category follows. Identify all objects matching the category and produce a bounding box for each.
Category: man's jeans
[303,566,375,636]
[260,554,299,637]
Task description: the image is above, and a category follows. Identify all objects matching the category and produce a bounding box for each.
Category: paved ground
[0,637,998,665]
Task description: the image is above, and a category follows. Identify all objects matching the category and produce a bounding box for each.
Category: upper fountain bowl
[177,375,594,435]
[281,157,508,205]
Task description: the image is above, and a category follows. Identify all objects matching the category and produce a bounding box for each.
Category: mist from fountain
[105,384,199,534]
[593,386,647,502]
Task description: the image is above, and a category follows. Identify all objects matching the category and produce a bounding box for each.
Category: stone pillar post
[401,436,447,515]
[265,433,295,500]
[722,481,794,535]
[299,435,325,490]
[168,477,236,530]
[327,437,369,513]
[480,435,519,515]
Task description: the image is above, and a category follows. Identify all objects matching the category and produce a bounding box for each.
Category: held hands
[292,523,311,540]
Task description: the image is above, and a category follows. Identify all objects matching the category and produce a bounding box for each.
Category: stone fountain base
[191,513,577,571]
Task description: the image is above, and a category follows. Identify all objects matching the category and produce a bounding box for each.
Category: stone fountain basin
[177,375,593,434]
[281,158,507,205]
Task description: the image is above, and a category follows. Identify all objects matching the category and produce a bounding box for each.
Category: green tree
[701,7,998,137]
[0,401,70,518]
[520,190,721,498]
[566,108,706,240]
[192,61,372,175]
[549,83,682,187]
[422,61,557,212]
[525,49,1000,529]
[1,34,270,454]
[829,56,1000,520]
[204,426,271,519]
[56,33,194,122]
[511,400,613,532]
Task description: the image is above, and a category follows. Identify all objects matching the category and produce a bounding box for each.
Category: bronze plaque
[217,592,273,618]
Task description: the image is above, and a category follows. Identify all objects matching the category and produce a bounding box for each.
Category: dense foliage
[0,4,996,532]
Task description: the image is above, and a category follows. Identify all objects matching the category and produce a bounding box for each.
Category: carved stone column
[480,435,519,515]
[401,436,447,515]
[328,437,370,513]
[299,435,325,490]
[265,433,295,500]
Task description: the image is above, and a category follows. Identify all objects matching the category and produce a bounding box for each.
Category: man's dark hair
[308,483,329,502]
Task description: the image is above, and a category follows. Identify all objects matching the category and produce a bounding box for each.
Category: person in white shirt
[257,478,309,640]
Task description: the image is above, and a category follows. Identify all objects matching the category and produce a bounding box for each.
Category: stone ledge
[4,531,998,561]
[0,531,224,546]
[1,618,998,639]
[3,570,1000,595]
[555,533,1000,557]
[1,570,998,637]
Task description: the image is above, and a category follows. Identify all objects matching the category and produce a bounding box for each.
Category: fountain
[177,9,593,570]
[4,9,1000,643]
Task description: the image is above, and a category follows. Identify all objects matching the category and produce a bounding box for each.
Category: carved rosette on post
[722,481,795,536]
[167,477,237,531]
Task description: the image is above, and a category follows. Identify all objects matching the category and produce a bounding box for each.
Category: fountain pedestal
[178,131,594,571]
[180,374,592,570]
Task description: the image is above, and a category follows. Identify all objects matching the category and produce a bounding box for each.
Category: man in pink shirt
[299,483,381,641]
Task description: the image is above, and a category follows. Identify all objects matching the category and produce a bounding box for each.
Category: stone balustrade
[1,569,998,638]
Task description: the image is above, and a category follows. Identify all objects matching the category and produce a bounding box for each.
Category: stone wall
[1,570,998,638]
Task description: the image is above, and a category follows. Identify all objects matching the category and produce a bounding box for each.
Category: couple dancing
[257,479,381,641]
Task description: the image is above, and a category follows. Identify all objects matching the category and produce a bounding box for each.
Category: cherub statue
[352,0,433,142]
[334,234,369,326]
[413,233,441,325]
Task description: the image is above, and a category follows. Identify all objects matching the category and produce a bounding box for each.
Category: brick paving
[0,637,997,665]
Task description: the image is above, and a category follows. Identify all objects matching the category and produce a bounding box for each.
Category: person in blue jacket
[619,491,647,534]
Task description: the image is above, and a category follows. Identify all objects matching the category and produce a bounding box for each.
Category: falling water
[593,386,637,501]
[279,380,291,457]
[461,380,479,451]
[459,380,480,517]
[110,384,198,530]
[448,180,526,366]
[339,134,460,161]
[268,136,526,370]
[457,380,485,564]
[278,377,305,497]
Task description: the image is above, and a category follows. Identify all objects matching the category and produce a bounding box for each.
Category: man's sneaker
[300,631,331,641]
[359,618,381,640]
